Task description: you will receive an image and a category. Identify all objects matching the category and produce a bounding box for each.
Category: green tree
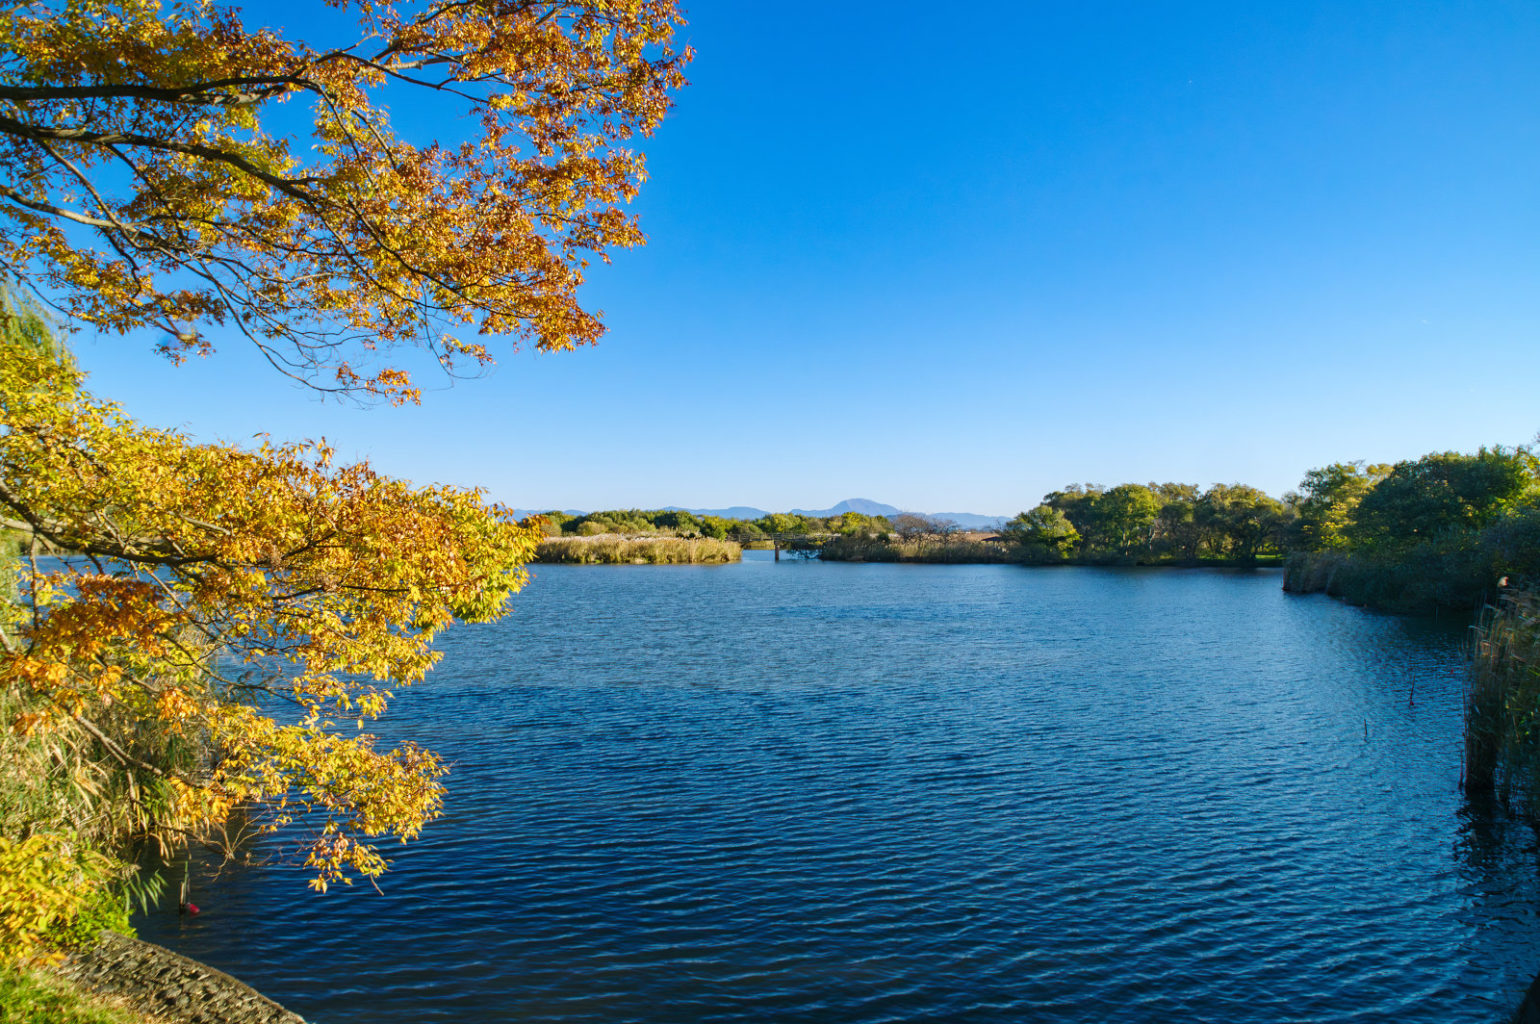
[1086,484,1160,557]
[757,512,810,536]
[1151,489,1207,563]
[652,510,702,534]
[1290,462,1392,550]
[1350,448,1537,551]
[1197,484,1285,565]
[729,519,765,541]
[534,511,575,537]
[1042,485,1103,537]
[835,512,889,536]
[699,515,734,540]
[1001,506,1079,559]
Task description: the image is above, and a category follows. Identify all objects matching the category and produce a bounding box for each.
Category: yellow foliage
[0,834,120,965]
[0,1,689,401]
[0,336,542,888]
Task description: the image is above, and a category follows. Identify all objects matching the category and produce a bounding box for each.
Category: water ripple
[136,561,1540,1023]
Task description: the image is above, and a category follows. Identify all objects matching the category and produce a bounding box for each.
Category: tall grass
[535,534,741,565]
[1466,589,1540,805]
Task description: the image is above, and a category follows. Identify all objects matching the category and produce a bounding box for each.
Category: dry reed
[1466,588,1540,804]
[534,534,741,565]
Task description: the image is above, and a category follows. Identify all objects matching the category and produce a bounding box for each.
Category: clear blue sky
[69,1,1540,516]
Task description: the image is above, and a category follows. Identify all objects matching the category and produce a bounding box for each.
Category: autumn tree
[0,0,690,952]
[0,0,690,401]
[1,324,543,906]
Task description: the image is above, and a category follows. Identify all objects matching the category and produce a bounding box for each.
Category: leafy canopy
[1290,462,1392,550]
[1001,505,1079,558]
[1349,448,1537,551]
[0,325,542,890]
[0,0,689,400]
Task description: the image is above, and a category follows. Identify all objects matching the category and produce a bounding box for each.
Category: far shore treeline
[528,442,1540,614]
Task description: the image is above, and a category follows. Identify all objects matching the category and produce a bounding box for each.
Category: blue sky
[69,1,1540,516]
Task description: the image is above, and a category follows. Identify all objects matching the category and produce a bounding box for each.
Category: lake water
[135,555,1540,1023]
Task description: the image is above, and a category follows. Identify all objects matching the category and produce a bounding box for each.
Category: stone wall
[55,931,307,1024]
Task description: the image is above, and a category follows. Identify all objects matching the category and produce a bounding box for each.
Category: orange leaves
[0,1,690,400]
[1,334,539,887]
[208,705,449,891]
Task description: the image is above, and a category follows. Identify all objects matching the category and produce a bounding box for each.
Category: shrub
[0,834,129,965]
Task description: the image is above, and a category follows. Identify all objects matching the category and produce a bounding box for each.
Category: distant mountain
[793,499,1005,531]
[514,505,778,520]
[791,498,902,518]
[927,511,1007,531]
[676,505,769,520]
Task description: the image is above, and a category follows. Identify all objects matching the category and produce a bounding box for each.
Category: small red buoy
[187,903,200,915]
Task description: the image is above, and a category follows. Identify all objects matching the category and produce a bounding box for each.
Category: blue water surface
[136,556,1540,1023]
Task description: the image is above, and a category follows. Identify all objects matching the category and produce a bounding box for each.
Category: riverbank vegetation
[0,300,543,964]
[527,446,1539,613]
[1282,448,1540,612]
[0,0,691,972]
[536,535,740,564]
[810,484,1289,567]
[533,485,1294,568]
[536,508,894,544]
[816,536,1008,564]
[1466,591,1540,805]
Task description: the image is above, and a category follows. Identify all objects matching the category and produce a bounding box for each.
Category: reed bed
[1465,588,1540,805]
[535,534,742,565]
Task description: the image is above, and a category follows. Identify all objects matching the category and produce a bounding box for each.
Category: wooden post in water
[773,536,780,561]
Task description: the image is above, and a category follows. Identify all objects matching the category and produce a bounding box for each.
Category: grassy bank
[534,535,741,565]
[0,967,154,1024]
